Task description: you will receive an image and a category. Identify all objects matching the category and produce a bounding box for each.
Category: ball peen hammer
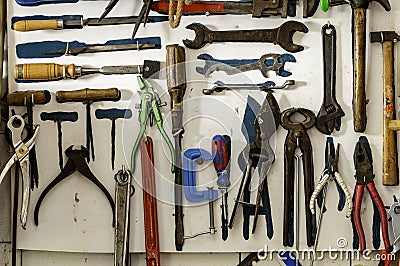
[371,31,400,186]
[324,0,391,132]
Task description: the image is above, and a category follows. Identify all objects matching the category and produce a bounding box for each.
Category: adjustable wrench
[196,53,295,78]
[183,21,308,52]
[315,23,344,135]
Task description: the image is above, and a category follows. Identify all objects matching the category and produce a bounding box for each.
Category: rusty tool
[370,31,400,186]
[7,90,51,189]
[315,23,344,135]
[281,107,316,247]
[114,165,134,266]
[196,53,296,78]
[56,88,121,162]
[183,21,308,52]
[166,44,187,251]
[203,80,295,95]
[151,0,319,18]
[141,137,160,266]
[34,146,115,226]
[322,0,391,132]
[14,61,163,82]
[229,92,280,240]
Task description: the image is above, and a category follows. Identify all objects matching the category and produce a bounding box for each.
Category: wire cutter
[99,0,152,39]
[310,137,353,218]
[131,76,175,173]
[353,136,391,252]
[0,115,39,229]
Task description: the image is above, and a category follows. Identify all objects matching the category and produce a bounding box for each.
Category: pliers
[310,137,353,218]
[353,136,391,252]
[0,115,39,229]
[99,0,152,39]
[131,76,175,173]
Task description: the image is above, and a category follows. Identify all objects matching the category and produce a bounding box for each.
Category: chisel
[12,15,168,32]
[14,61,163,82]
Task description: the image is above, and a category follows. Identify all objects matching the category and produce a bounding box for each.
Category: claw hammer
[371,31,400,186]
[324,0,391,132]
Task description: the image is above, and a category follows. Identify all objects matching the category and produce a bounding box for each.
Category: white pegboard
[7,0,400,255]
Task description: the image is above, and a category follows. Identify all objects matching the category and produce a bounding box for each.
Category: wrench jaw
[316,106,345,135]
[277,21,309,53]
[183,23,208,49]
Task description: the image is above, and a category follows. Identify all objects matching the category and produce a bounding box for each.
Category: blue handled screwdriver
[212,135,231,241]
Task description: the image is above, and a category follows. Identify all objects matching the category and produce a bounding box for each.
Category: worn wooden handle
[13,20,61,32]
[166,44,186,107]
[56,88,121,103]
[352,8,367,132]
[7,90,51,105]
[14,63,77,81]
[382,41,398,186]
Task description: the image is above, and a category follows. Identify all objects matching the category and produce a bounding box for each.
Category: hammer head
[370,31,400,43]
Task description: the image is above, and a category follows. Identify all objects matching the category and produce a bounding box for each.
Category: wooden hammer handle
[14,63,78,81]
[382,41,398,186]
[56,88,120,103]
[13,20,62,32]
[352,8,367,132]
[7,90,51,105]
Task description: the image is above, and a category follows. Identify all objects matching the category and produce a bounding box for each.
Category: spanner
[196,53,296,78]
[315,23,344,135]
[183,21,308,52]
[203,80,295,95]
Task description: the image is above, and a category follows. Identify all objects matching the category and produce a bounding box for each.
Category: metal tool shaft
[166,44,186,251]
[114,166,133,266]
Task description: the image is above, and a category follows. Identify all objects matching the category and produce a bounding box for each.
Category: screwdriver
[14,61,163,82]
[212,135,231,241]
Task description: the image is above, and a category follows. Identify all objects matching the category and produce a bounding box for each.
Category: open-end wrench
[315,24,344,135]
[203,80,295,95]
[196,53,296,78]
[183,21,308,52]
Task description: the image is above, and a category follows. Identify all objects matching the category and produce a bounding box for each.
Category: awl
[14,61,163,82]
[12,15,168,32]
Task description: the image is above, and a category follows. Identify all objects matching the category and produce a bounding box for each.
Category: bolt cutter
[131,76,175,173]
[0,115,39,229]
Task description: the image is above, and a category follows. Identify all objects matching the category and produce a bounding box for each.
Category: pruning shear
[131,76,175,173]
[0,115,39,229]
[99,0,152,39]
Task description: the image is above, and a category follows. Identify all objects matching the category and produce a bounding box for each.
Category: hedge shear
[131,76,175,173]
[0,115,39,229]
